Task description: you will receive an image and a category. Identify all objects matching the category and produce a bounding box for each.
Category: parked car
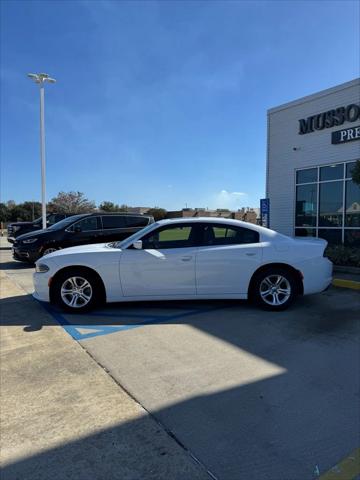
[32,217,333,312]
[13,213,154,263]
[7,213,75,243]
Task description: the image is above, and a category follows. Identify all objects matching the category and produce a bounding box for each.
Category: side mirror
[133,240,143,250]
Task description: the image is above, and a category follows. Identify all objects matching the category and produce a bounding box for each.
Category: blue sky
[1,0,359,210]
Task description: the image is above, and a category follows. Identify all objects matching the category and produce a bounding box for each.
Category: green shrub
[325,245,360,267]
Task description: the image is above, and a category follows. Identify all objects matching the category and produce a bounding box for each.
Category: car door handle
[246,252,256,256]
[181,256,192,261]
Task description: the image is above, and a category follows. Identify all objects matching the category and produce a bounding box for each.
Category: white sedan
[33,218,333,312]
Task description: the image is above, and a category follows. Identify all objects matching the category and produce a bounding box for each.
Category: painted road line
[319,448,360,480]
[333,279,360,291]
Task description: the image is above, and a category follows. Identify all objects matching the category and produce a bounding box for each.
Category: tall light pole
[27,73,56,230]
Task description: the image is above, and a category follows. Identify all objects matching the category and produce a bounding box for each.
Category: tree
[351,159,360,185]
[0,203,9,223]
[147,207,167,221]
[99,201,120,212]
[48,191,96,214]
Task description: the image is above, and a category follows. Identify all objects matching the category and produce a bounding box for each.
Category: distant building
[166,208,259,224]
[125,207,152,214]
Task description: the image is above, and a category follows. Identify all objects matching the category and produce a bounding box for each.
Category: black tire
[42,246,59,257]
[250,267,297,311]
[51,268,103,313]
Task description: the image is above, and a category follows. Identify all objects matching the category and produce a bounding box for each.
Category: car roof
[156,217,286,239]
[75,212,152,217]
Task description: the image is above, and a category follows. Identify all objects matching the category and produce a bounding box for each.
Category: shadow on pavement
[1,290,359,479]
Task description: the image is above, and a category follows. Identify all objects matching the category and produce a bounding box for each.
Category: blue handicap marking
[38,299,228,341]
[62,323,139,341]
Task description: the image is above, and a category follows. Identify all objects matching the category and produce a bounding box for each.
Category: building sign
[299,103,360,135]
[332,125,360,144]
[260,198,270,228]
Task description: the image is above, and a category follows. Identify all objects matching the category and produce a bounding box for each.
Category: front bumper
[12,245,41,263]
[33,271,51,302]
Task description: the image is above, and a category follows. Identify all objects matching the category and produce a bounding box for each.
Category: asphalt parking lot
[1,247,360,480]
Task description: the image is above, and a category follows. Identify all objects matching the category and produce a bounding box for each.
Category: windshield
[109,222,159,248]
[47,214,85,230]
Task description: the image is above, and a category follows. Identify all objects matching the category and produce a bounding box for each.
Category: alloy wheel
[60,276,93,308]
[259,275,291,306]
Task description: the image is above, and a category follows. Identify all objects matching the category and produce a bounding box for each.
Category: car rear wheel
[52,269,102,312]
[251,268,297,311]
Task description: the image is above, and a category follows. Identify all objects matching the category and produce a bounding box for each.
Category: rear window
[101,215,127,229]
[125,216,149,227]
[201,224,259,246]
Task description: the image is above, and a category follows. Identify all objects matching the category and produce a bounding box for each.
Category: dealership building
[266,78,360,246]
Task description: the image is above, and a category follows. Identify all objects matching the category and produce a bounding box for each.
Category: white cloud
[213,190,248,209]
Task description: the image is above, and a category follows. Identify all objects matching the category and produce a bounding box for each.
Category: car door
[195,223,262,295]
[120,223,200,297]
[100,215,129,242]
[63,216,102,247]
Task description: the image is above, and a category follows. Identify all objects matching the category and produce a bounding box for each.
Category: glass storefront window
[346,162,356,178]
[295,184,317,227]
[345,180,360,227]
[318,229,342,245]
[295,162,359,245]
[295,228,317,237]
[296,168,317,184]
[319,181,343,227]
[320,163,344,181]
[344,230,360,247]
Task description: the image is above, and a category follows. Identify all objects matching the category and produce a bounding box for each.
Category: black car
[12,213,154,263]
[7,213,75,243]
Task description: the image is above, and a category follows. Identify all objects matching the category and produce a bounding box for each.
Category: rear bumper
[300,257,333,295]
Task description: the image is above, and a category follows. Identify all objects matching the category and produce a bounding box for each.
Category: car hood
[44,243,119,260]
[16,229,49,241]
[9,221,35,227]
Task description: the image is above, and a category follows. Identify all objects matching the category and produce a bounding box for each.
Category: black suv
[7,213,74,243]
[12,213,154,263]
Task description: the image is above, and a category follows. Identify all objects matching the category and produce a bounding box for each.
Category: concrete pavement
[0,263,210,479]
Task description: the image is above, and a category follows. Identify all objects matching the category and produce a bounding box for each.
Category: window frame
[198,222,260,247]
[100,215,128,230]
[66,216,101,233]
[140,223,201,249]
[294,160,359,244]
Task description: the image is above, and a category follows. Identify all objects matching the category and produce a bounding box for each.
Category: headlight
[22,238,38,244]
[36,263,50,273]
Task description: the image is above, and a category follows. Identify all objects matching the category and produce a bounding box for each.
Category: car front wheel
[52,269,102,312]
[251,268,297,311]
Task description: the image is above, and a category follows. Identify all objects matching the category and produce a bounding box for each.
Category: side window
[102,216,127,229]
[202,224,259,246]
[125,216,150,227]
[71,216,100,232]
[142,224,196,249]
[47,214,57,225]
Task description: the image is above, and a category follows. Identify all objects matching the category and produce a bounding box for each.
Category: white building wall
[266,78,360,236]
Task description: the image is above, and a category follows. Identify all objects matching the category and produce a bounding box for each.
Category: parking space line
[332,279,360,291]
[319,448,360,480]
[39,301,229,341]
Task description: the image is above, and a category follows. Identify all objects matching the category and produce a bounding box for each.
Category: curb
[332,278,360,291]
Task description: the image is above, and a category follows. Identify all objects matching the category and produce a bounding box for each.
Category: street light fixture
[27,72,56,230]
